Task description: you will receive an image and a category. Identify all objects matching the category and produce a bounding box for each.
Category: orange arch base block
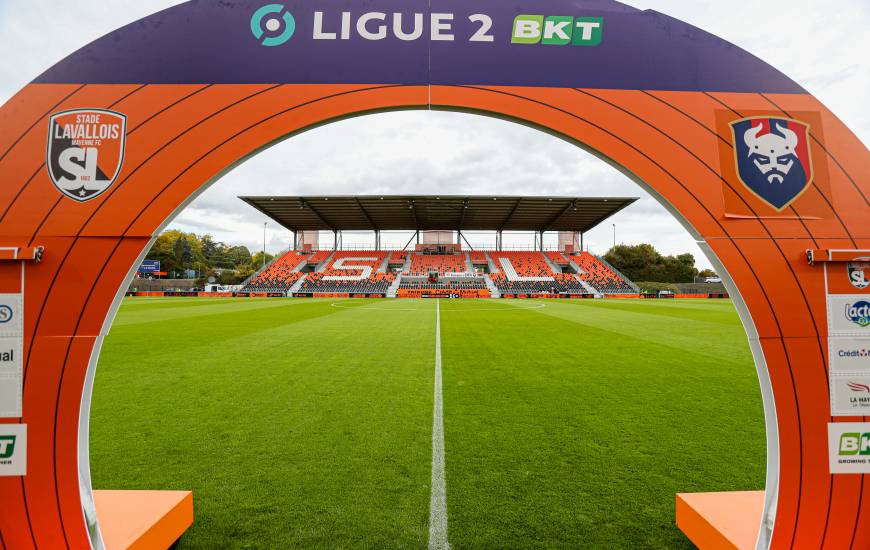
[677,491,764,550]
[93,490,193,550]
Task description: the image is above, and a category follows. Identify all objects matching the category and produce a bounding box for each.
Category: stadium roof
[239,195,637,233]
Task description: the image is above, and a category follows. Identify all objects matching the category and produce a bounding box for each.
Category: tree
[201,234,218,263]
[604,243,698,283]
[142,230,285,280]
[173,236,194,268]
[226,245,252,268]
[250,251,275,269]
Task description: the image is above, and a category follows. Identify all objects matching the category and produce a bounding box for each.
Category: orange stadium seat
[242,251,309,292]
[545,251,569,266]
[487,251,588,294]
[469,250,488,264]
[307,250,331,265]
[408,253,467,275]
[388,251,408,264]
[489,251,554,277]
[299,251,393,294]
[572,252,635,293]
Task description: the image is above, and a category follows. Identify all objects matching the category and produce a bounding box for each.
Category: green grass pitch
[90,297,765,548]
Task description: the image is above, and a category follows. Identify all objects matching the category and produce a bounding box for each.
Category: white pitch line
[428,299,449,550]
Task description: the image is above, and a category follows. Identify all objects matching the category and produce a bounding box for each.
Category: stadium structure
[233,195,641,299]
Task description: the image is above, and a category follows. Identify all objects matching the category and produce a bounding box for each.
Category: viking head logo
[47,109,127,202]
[730,117,813,211]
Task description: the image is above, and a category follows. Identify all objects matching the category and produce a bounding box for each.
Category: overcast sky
[1,1,867,269]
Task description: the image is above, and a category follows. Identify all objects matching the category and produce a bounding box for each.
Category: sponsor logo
[511,15,603,46]
[848,259,870,290]
[832,378,870,415]
[251,4,295,46]
[0,305,11,324]
[248,9,602,46]
[46,109,126,202]
[839,432,870,456]
[0,436,15,460]
[846,301,870,328]
[0,425,25,475]
[729,116,813,211]
[838,349,870,358]
[830,423,870,472]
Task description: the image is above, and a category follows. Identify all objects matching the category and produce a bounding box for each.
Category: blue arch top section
[33,0,805,93]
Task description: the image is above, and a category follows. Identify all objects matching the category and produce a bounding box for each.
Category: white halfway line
[428,299,449,550]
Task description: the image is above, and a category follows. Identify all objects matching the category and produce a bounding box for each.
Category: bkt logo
[251,4,295,46]
[0,305,12,324]
[511,15,603,46]
[840,432,870,456]
[730,116,814,211]
[0,436,15,460]
[846,301,870,328]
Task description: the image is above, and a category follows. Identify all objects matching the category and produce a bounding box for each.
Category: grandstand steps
[239,247,289,287]
[387,274,402,298]
[291,255,308,272]
[484,275,501,298]
[575,275,601,297]
[541,252,562,273]
[402,253,412,274]
[315,250,335,272]
[567,258,585,276]
[595,254,641,293]
[464,251,474,273]
[378,253,390,273]
[497,256,552,282]
[288,274,307,294]
[498,257,519,279]
[484,251,500,273]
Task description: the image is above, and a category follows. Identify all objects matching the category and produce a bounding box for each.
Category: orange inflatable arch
[0,1,868,548]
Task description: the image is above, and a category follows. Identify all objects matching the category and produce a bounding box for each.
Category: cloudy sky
[1,2,867,269]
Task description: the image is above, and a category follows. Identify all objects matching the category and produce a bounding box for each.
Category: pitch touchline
[429,299,449,550]
[329,302,546,312]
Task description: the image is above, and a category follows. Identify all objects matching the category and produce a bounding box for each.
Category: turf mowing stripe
[429,299,450,550]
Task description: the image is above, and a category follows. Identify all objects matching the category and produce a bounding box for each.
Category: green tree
[226,245,252,268]
[201,235,218,263]
[251,251,275,269]
[604,243,698,283]
[173,236,194,269]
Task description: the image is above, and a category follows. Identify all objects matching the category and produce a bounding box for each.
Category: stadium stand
[488,272,588,294]
[297,250,392,294]
[485,251,588,295]
[545,251,569,266]
[307,250,331,266]
[572,252,635,293]
[322,250,388,270]
[489,251,554,278]
[242,251,309,293]
[239,247,637,297]
[388,251,408,265]
[398,279,486,290]
[408,253,467,275]
[299,272,395,294]
[469,250,488,264]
